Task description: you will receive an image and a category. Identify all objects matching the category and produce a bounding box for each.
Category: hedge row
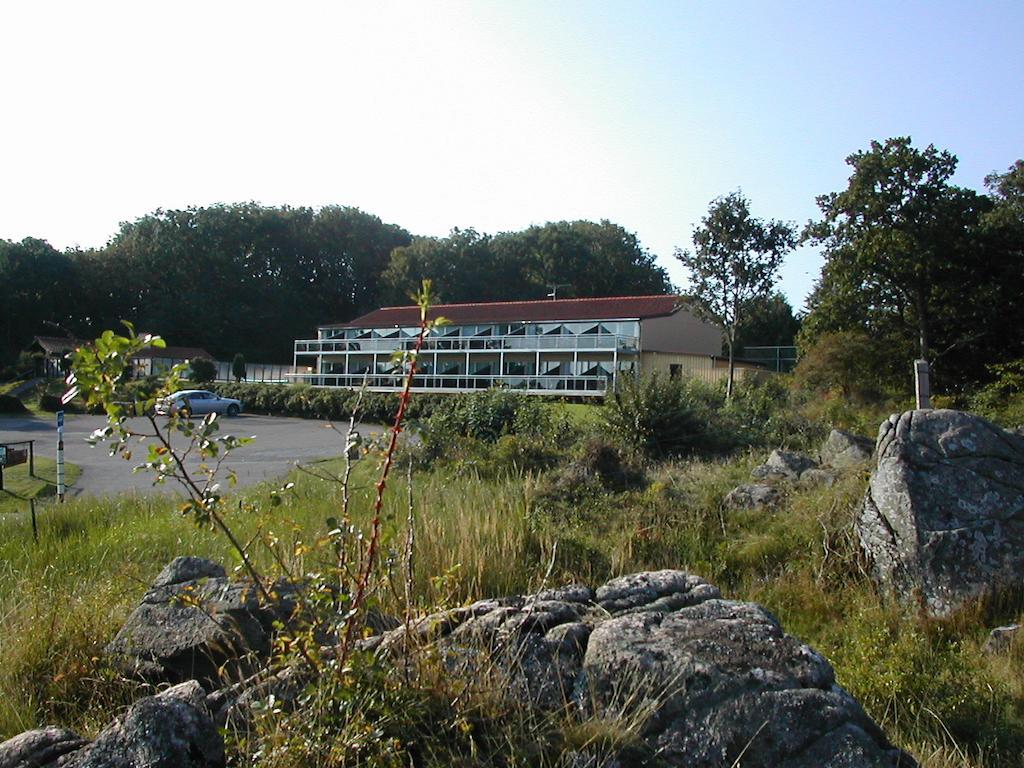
[209,382,451,424]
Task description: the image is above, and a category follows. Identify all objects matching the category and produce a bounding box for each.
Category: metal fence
[738,346,798,373]
[214,362,298,384]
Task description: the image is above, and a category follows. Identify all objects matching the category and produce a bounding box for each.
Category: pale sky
[2,1,1021,310]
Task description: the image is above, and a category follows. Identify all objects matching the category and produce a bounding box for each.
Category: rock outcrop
[106,556,298,686]
[376,569,914,766]
[0,682,223,768]
[4,562,915,767]
[858,409,1024,617]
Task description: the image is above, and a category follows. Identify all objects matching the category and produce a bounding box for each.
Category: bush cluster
[970,358,1024,428]
[601,373,825,460]
[419,389,576,476]
[209,382,449,424]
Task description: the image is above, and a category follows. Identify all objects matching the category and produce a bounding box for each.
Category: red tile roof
[325,295,685,328]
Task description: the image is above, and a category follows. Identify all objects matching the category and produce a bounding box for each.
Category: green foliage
[721,372,826,450]
[601,374,713,459]
[419,389,573,476]
[675,191,796,397]
[188,357,217,383]
[422,389,539,444]
[209,381,448,424]
[602,373,822,460]
[802,137,1024,393]
[382,220,671,305]
[793,330,889,401]
[734,291,801,354]
[232,352,247,382]
[970,359,1024,427]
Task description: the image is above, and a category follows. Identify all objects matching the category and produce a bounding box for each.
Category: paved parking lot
[0,413,385,498]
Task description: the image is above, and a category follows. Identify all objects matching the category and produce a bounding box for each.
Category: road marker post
[56,410,65,502]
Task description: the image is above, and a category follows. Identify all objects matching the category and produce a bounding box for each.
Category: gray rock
[820,429,874,469]
[596,571,721,615]
[859,410,1024,617]
[60,681,223,768]
[0,726,86,768]
[152,557,226,588]
[724,483,780,509]
[220,569,909,766]
[799,468,838,488]
[582,598,912,766]
[106,559,298,686]
[535,584,595,604]
[751,449,818,481]
[983,624,1020,654]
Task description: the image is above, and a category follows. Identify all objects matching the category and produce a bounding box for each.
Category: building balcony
[294,334,639,355]
[288,372,609,396]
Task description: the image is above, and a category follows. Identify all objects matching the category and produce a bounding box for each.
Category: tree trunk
[726,329,736,401]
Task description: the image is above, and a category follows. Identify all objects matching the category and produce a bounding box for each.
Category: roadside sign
[56,410,65,429]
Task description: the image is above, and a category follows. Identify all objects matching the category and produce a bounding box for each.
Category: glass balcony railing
[295,334,639,355]
[288,372,610,395]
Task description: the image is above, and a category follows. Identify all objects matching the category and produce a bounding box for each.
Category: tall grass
[1,442,1023,766]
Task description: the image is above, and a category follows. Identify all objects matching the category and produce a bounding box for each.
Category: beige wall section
[640,306,722,355]
[641,352,759,384]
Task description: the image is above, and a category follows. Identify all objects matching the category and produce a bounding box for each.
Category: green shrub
[37,393,62,412]
[793,330,889,402]
[601,374,715,459]
[971,359,1024,428]
[189,358,217,383]
[0,394,27,414]
[424,389,552,446]
[722,373,827,450]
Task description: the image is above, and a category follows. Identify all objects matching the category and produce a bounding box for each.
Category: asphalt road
[0,413,386,498]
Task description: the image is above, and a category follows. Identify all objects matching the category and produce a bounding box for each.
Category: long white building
[292,295,731,396]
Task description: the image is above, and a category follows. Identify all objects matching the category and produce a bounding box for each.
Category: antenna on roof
[546,283,570,300]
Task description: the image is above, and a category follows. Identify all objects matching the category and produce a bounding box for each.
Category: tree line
[0,210,671,365]
[674,138,1023,397]
[4,136,1020,396]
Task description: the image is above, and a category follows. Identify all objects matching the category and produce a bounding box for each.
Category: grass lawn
[546,400,603,428]
[0,457,81,514]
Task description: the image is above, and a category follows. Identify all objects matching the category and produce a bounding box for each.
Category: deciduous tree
[675,192,796,398]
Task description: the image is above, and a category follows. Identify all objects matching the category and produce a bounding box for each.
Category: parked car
[155,390,243,417]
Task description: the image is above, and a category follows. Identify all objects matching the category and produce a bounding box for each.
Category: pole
[28,440,34,477]
[914,360,931,410]
[56,411,65,502]
[30,498,38,542]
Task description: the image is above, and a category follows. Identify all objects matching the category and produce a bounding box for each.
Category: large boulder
[372,570,913,767]
[61,681,223,768]
[106,557,298,686]
[859,410,1024,617]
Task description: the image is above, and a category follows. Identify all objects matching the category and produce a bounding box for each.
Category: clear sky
[2,1,1021,310]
